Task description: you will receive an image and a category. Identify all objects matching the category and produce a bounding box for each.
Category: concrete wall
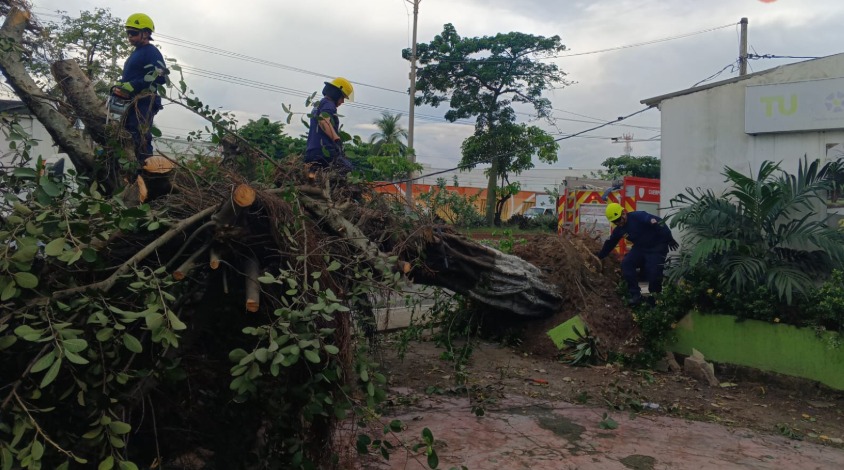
[658,54,844,215]
[671,311,844,390]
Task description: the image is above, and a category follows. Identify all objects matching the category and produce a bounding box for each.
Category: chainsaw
[105,94,130,124]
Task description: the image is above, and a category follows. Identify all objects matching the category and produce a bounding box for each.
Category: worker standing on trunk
[112,13,167,165]
[595,203,679,306]
[304,77,355,174]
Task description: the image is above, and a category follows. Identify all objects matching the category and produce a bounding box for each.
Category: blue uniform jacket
[304,98,341,158]
[597,211,673,259]
[120,44,166,109]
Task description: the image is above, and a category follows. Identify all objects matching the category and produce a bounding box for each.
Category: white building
[0,99,218,174]
[0,99,66,170]
[642,53,844,220]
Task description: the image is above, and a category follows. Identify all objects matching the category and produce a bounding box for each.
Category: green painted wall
[670,312,844,390]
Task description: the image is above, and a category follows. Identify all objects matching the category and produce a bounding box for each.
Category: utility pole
[405,0,420,207]
[739,17,748,76]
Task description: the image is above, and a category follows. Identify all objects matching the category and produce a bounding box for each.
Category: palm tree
[368,112,408,156]
[667,158,844,304]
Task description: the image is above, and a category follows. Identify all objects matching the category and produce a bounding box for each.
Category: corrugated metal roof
[640,53,844,107]
[0,99,28,114]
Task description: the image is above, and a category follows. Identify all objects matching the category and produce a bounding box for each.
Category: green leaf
[44,238,66,256]
[39,176,61,197]
[324,344,340,355]
[0,281,16,301]
[118,461,139,470]
[355,434,372,454]
[304,349,321,363]
[145,313,164,330]
[40,356,62,387]
[98,455,114,470]
[12,272,38,289]
[228,348,248,362]
[31,440,44,460]
[13,167,37,178]
[166,311,187,331]
[96,328,114,342]
[64,350,90,365]
[1,448,11,470]
[123,334,143,353]
[62,338,87,353]
[422,427,434,445]
[427,448,439,469]
[0,335,17,350]
[108,421,132,435]
[30,350,56,373]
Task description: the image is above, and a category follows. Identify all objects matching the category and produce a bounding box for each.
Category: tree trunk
[485,155,498,226]
[50,59,113,146]
[0,8,98,177]
[409,229,562,317]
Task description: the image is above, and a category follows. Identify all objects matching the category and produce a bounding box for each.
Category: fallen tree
[0,4,567,468]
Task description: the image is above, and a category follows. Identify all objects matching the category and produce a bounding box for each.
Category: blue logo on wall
[825,92,844,113]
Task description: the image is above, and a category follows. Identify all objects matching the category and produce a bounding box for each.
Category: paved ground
[373,391,844,470]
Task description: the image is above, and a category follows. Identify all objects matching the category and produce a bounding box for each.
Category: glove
[667,238,680,251]
[111,81,133,99]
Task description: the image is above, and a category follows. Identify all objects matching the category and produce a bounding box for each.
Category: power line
[155,34,408,96]
[550,22,735,58]
[553,108,653,142]
[431,22,736,64]
[748,53,822,60]
[691,60,739,87]
[376,110,658,187]
[178,65,476,126]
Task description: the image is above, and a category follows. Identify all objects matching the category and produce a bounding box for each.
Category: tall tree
[28,8,130,96]
[405,23,569,225]
[462,122,558,224]
[368,112,408,156]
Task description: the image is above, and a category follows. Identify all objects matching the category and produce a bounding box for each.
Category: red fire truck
[557,176,661,257]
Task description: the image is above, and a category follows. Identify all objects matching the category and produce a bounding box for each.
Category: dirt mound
[511,232,637,357]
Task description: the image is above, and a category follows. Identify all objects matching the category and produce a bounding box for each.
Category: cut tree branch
[0,7,98,177]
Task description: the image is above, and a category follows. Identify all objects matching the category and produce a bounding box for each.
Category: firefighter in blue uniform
[304,77,355,174]
[596,203,679,305]
[111,13,167,165]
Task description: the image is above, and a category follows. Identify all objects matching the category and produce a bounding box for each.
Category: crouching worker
[595,203,679,306]
[303,77,355,176]
[112,13,167,166]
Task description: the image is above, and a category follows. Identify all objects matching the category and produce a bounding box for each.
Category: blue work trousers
[304,149,354,174]
[621,246,668,300]
[124,97,159,164]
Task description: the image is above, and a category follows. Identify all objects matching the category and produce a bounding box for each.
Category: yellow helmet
[605,203,623,222]
[126,13,155,32]
[327,77,354,101]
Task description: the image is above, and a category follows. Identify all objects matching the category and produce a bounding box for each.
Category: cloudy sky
[26,0,844,171]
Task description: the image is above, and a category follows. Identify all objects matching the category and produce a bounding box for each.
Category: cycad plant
[667,158,844,304]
